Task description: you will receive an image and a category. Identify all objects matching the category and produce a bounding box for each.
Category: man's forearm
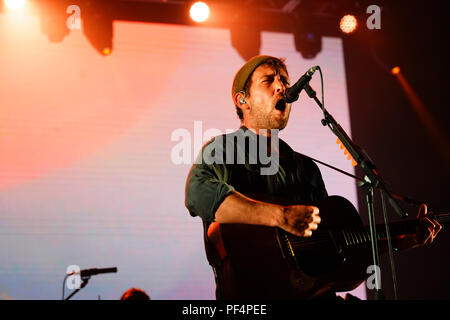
[214,191,321,237]
[215,191,284,227]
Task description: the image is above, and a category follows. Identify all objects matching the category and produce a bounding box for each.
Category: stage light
[4,0,26,10]
[189,1,209,23]
[395,69,450,161]
[292,17,322,59]
[39,2,70,43]
[82,1,114,56]
[391,66,400,75]
[37,1,113,56]
[340,14,358,34]
[294,31,322,59]
[230,24,261,61]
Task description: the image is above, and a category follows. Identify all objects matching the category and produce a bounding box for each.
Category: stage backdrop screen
[0,14,363,300]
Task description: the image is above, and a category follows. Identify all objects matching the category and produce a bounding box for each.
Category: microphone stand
[304,84,409,300]
[298,152,424,207]
[64,276,90,300]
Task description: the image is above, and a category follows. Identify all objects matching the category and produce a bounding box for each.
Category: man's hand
[411,204,442,248]
[396,204,442,250]
[279,205,321,237]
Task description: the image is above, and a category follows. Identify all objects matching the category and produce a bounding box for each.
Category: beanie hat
[231,55,276,99]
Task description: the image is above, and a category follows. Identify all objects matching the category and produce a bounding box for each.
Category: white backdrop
[0,13,363,299]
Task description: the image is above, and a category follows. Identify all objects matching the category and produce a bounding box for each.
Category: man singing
[185,55,441,300]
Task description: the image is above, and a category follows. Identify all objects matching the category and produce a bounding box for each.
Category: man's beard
[250,109,289,131]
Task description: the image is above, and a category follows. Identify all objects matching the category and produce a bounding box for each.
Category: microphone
[284,66,319,103]
[71,267,118,278]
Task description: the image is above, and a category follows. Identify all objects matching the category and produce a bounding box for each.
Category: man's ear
[234,91,249,111]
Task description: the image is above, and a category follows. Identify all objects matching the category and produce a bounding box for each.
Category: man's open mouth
[275,99,286,112]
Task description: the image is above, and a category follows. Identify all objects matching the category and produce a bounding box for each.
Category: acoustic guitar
[206,195,448,299]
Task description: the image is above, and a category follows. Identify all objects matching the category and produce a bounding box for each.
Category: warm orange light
[391,66,401,75]
[340,15,358,34]
[102,48,111,55]
[190,1,210,23]
[395,71,450,161]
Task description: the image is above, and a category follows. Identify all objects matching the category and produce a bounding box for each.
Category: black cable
[381,189,399,300]
[62,273,69,300]
[317,66,326,118]
[299,152,364,182]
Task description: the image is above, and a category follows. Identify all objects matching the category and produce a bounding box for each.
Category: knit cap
[231,55,276,99]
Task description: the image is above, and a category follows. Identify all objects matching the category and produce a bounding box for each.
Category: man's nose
[274,77,286,93]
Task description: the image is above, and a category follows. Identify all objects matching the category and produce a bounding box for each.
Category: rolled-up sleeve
[185,140,235,223]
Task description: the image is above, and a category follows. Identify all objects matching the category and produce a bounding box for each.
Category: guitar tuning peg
[337,137,357,166]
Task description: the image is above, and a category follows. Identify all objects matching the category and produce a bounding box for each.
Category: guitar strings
[287,214,450,249]
[287,229,371,247]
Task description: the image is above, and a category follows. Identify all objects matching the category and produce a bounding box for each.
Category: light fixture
[294,30,322,59]
[230,24,261,61]
[391,66,400,75]
[39,2,70,43]
[82,1,114,56]
[340,14,358,34]
[4,0,26,11]
[189,1,209,23]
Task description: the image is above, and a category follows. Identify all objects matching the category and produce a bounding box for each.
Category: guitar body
[207,196,373,300]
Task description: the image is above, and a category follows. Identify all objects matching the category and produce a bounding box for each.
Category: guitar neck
[338,213,450,248]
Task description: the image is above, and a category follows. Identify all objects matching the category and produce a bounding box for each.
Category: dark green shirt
[185,126,328,223]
